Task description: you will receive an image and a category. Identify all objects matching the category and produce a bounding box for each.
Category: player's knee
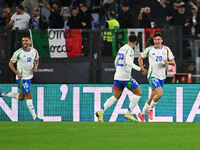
[157,92,163,98]
[135,92,142,96]
[134,90,142,96]
[26,93,32,99]
[18,97,24,101]
[18,94,25,100]
[114,95,120,100]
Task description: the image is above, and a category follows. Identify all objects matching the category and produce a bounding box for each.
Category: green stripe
[111,29,128,57]
[149,69,153,90]
[20,79,23,93]
[127,78,132,90]
[31,30,50,58]
[17,52,21,60]
[146,46,153,56]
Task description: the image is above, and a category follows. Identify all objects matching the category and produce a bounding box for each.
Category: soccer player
[137,32,176,122]
[96,34,147,122]
[0,34,42,121]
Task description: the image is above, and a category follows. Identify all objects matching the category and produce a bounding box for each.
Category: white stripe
[48,29,68,58]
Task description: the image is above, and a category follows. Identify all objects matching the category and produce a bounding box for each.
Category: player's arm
[138,47,149,74]
[163,48,176,65]
[163,58,175,65]
[9,61,22,79]
[33,60,39,73]
[114,54,119,68]
[138,56,147,75]
[125,51,141,71]
[138,56,145,68]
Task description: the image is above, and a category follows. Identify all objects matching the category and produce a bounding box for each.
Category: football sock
[149,100,157,110]
[142,102,150,115]
[26,99,37,120]
[126,95,141,115]
[100,96,117,114]
[4,92,19,100]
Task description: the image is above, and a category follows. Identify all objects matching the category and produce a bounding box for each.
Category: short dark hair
[128,34,137,43]
[16,4,24,10]
[153,32,163,39]
[22,33,31,39]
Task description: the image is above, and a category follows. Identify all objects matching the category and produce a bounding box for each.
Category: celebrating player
[0,34,42,121]
[96,34,147,122]
[138,32,176,122]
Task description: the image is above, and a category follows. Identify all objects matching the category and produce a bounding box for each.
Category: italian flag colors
[30,29,82,58]
[111,28,161,57]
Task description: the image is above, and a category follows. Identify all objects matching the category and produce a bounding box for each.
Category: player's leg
[138,77,161,121]
[138,94,155,122]
[124,78,141,122]
[0,79,25,100]
[96,89,122,122]
[0,90,19,99]
[101,88,122,114]
[138,92,155,122]
[26,92,42,121]
[18,91,25,100]
[148,77,164,110]
[141,90,156,115]
[96,80,123,122]
[146,78,164,120]
[149,86,163,109]
[146,87,163,120]
[23,79,42,121]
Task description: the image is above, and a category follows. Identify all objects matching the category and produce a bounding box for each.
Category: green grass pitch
[0,122,200,150]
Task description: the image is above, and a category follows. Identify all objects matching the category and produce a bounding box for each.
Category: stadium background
[0,22,200,123]
[0,1,200,150]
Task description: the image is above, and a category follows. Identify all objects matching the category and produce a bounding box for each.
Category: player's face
[22,37,31,48]
[153,36,163,48]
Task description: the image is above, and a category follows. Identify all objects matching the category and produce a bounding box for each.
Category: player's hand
[163,59,168,64]
[17,73,22,79]
[140,66,148,75]
[33,66,38,72]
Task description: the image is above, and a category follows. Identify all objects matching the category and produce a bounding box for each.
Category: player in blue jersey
[0,34,43,121]
[96,34,147,122]
[138,32,176,122]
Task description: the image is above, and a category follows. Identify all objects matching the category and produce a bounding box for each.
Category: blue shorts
[17,79,32,94]
[113,78,139,90]
[148,77,165,90]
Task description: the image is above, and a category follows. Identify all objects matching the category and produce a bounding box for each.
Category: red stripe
[64,29,82,57]
[163,45,169,57]
[32,48,38,59]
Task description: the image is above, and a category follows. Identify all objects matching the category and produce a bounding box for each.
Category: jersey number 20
[156,56,162,62]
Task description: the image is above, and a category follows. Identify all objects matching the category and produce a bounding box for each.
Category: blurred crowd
[1,0,200,37]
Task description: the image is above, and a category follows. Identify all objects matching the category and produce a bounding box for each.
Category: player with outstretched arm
[96,33,147,122]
